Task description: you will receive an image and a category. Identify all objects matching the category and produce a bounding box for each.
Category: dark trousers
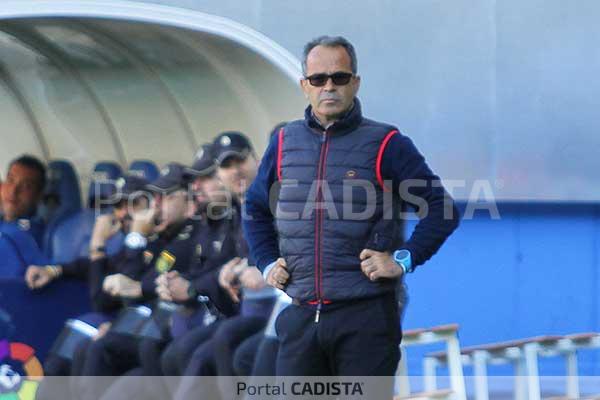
[251,336,279,376]
[42,353,71,376]
[174,315,268,400]
[233,332,279,376]
[160,322,221,376]
[78,332,140,400]
[233,331,263,376]
[138,337,169,376]
[275,293,402,376]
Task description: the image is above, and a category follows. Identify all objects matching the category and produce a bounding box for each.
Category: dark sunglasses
[305,72,354,87]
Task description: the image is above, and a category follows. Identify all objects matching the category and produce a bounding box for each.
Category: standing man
[244,36,460,377]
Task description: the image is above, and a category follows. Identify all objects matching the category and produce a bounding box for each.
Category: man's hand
[266,258,289,290]
[102,273,143,298]
[25,265,59,289]
[93,322,112,341]
[166,271,193,302]
[130,206,158,236]
[155,273,172,301]
[218,257,242,303]
[90,214,121,247]
[359,249,404,281]
[239,266,266,291]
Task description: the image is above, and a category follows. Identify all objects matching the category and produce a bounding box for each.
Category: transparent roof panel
[83,19,198,68]
[31,21,129,68]
[0,29,52,69]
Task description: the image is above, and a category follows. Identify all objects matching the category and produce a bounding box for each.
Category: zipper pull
[314,300,322,323]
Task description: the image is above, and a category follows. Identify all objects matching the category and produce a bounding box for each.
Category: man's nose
[8,183,20,198]
[323,78,337,91]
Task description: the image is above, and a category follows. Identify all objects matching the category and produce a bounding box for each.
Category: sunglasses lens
[331,73,353,85]
[306,72,353,86]
[308,74,328,87]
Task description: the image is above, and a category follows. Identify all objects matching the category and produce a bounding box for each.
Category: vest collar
[304,97,363,135]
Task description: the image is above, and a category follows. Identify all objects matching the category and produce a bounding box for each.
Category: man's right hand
[93,322,112,341]
[25,265,55,289]
[266,258,289,290]
[130,206,158,236]
[218,257,242,303]
[90,214,121,248]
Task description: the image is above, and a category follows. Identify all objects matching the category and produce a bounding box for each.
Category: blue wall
[402,202,600,376]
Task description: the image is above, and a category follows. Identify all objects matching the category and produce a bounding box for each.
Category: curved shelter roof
[0,0,305,182]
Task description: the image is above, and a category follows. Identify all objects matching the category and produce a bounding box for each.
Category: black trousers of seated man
[233,331,279,376]
[275,292,402,376]
[77,331,149,400]
[173,315,268,400]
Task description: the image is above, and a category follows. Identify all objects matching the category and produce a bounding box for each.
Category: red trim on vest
[376,130,399,192]
[276,127,284,181]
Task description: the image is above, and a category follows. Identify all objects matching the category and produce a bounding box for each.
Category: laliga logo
[0,340,43,399]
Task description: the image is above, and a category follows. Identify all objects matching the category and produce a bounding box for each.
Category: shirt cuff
[262,260,278,279]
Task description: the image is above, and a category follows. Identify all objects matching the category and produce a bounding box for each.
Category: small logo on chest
[345,170,357,179]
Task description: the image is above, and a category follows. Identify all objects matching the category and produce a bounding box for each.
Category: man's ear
[353,75,361,94]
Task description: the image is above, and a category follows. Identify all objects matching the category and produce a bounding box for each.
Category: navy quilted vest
[276,99,404,302]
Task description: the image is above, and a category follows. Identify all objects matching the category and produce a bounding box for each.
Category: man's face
[217,154,258,198]
[114,196,150,233]
[0,163,43,221]
[192,174,227,205]
[301,45,360,126]
[154,190,191,226]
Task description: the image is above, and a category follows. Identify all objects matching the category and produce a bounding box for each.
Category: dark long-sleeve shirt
[244,127,460,272]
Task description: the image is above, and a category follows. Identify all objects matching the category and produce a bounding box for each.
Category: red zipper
[313,130,330,322]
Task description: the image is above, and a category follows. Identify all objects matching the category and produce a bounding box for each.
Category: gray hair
[301,35,358,76]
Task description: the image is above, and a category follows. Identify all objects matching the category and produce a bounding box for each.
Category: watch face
[126,233,144,248]
[395,250,410,262]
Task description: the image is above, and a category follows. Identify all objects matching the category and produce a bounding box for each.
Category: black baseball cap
[114,175,150,201]
[212,131,254,166]
[147,162,191,194]
[186,143,216,177]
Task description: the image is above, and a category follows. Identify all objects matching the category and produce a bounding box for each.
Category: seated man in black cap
[169,132,276,400]
[31,177,149,378]
[133,144,242,380]
[74,163,203,400]
[25,175,151,293]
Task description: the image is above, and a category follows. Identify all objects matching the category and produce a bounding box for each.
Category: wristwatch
[187,285,198,300]
[90,245,107,254]
[125,232,147,249]
[393,249,413,274]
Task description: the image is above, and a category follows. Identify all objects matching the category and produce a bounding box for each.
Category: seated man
[1,155,46,247]
[170,132,276,400]
[74,163,203,400]
[25,175,150,293]
[0,155,47,277]
[29,176,151,384]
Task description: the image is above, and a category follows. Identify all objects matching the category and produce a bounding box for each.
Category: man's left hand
[102,273,143,298]
[359,249,404,281]
[166,271,192,302]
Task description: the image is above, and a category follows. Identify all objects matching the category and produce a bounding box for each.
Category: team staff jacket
[243,98,460,303]
[184,207,244,318]
[119,219,200,302]
[0,217,46,278]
